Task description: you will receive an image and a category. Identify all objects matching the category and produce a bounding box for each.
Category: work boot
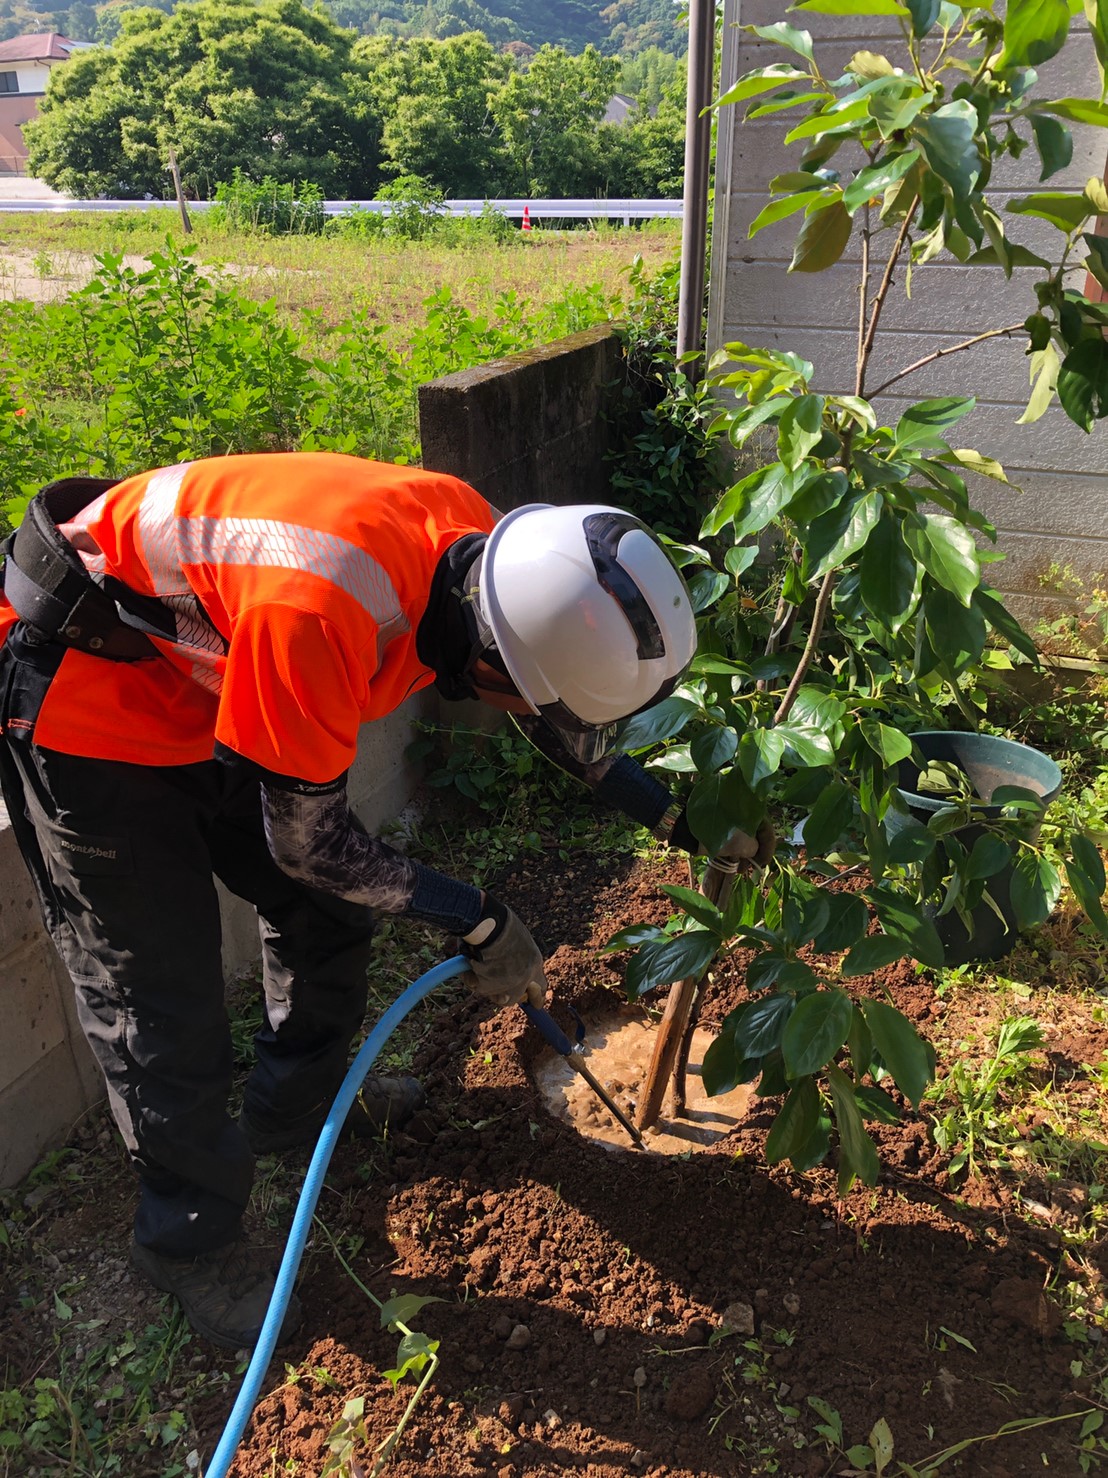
[239,1073,426,1154]
[131,1239,302,1351]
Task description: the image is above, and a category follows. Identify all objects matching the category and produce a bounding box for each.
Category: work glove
[669,804,776,868]
[462,895,546,1009]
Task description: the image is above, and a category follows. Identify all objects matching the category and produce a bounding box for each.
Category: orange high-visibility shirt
[0,454,496,782]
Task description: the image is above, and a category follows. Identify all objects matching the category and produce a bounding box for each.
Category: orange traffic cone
[521,204,531,232]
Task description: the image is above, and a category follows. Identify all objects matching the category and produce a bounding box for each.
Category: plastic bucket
[887,731,1063,966]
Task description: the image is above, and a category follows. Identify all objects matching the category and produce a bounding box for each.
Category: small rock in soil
[494,1315,513,1340]
[783,1291,801,1315]
[593,1327,607,1345]
[506,1323,532,1350]
[720,1300,755,1335]
[630,1452,648,1471]
[632,1366,647,1388]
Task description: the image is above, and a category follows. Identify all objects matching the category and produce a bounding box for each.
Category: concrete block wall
[1,325,626,1188]
[709,1,1107,629]
[418,323,622,511]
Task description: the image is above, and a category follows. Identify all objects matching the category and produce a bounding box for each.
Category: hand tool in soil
[521,1001,644,1148]
[635,854,737,1133]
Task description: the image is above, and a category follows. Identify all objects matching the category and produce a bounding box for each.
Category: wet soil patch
[219,847,1103,1478]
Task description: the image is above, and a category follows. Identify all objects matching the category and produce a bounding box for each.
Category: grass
[0,212,682,331]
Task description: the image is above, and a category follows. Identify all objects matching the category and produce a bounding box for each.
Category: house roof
[0,33,80,64]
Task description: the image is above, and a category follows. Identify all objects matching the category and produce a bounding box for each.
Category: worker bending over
[0,452,763,1348]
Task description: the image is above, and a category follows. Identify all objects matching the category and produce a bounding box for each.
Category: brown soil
[4,847,1105,1478]
[227,850,1105,1478]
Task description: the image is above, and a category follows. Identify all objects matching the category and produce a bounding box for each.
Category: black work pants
[0,625,375,1257]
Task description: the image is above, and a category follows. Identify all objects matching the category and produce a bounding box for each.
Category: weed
[930,1017,1046,1177]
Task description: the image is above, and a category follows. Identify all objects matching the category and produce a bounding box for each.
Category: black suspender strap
[2,478,161,662]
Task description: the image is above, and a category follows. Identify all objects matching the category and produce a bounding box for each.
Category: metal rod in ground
[570,1058,643,1148]
[167,147,192,234]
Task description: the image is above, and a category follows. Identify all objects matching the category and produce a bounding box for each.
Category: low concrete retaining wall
[419,324,622,511]
[1,324,625,1188]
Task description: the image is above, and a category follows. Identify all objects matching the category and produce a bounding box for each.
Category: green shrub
[210,169,326,236]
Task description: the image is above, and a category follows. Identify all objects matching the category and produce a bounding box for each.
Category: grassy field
[0,211,682,329]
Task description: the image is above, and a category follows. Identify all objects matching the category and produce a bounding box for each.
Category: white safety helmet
[478,503,697,764]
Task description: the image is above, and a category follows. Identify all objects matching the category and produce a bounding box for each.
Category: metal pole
[676,0,716,379]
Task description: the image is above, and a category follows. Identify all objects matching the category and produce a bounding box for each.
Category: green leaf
[793,0,908,12]
[624,929,719,999]
[870,87,933,138]
[915,100,982,199]
[860,719,913,766]
[1085,233,1108,293]
[905,0,941,36]
[790,200,853,272]
[687,775,740,854]
[384,1331,439,1386]
[843,150,921,213]
[690,726,739,775]
[903,512,981,606]
[778,393,826,469]
[924,582,987,671]
[1071,833,1106,896]
[783,468,849,523]
[872,885,945,966]
[702,1032,759,1096]
[1010,851,1063,929]
[749,190,829,237]
[973,587,1039,662]
[941,447,1009,483]
[1007,190,1092,232]
[380,1292,445,1330]
[813,893,870,952]
[703,463,797,539]
[734,991,797,1058]
[804,782,855,855]
[828,1065,880,1191]
[808,491,882,576]
[1029,114,1074,181]
[1000,0,1071,68]
[842,933,908,976]
[739,727,786,786]
[862,999,935,1107]
[887,819,938,865]
[619,697,699,752]
[785,98,874,145]
[718,64,813,108]
[747,22,816,63]
[1035,97,1108,128]
[778,723,837,768]
[854,1084,902,1124]
[766,1079,821,1164]
[1057,339,1108,432]
[966,833,1012,880]
[1065,850,1108,937]
[782,988,854,1077]
[725,544,761,579]
[860,513,920,632]
[659,884,726,933]
[894,396,976,450]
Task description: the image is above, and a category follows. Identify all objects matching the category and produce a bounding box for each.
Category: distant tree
[25,0,381,198]
[620,44,679,111]
[600,0,686,57]
[354,31,512,195]
[490,44,620,195]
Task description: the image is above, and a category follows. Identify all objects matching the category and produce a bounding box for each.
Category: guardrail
[0,196,683,225]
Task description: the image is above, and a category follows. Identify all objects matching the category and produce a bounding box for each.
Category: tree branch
[857,201,918,396]
[867,322,1026,398]
[774,568,837,725]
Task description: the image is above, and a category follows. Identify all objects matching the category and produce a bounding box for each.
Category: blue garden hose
[203,953,469,1478]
